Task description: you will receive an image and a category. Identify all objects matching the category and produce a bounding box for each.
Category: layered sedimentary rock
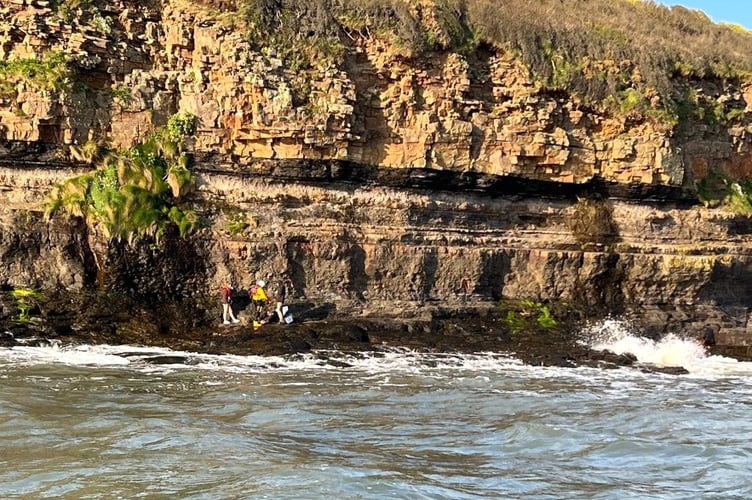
[0,0,751,348]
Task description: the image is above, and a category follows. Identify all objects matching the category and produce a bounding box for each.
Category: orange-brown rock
[0,1,751,352]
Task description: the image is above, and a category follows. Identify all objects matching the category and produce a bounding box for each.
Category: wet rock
[638,364,690,375]
[0,330,15,347]
[140,355,194,365]
[596,350,637,366]
[289,340,311,352]
[0,288,741,376]
[343,325,369,342]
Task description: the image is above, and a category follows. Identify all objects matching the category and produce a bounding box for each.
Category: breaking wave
[3,318,752,379]
[583,318,752,378]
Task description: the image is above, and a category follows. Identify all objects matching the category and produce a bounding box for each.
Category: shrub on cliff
[240,0,342,70]
[45,113,198,245]
[503,299,559,334]
[0,51,73,96]
[10,288,42,323]
[696,172,752,214]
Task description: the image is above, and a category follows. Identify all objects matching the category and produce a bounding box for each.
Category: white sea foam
[3,319,752,380]
[583,318,752,378]
[3,344,132,366]
[0,343,526,376]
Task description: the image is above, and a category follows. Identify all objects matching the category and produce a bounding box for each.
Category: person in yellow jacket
[249,280,272,324]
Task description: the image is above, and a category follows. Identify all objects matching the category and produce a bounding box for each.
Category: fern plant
[46,112,199,246]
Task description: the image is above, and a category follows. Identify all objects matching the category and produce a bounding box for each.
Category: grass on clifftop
[232,0,752,126]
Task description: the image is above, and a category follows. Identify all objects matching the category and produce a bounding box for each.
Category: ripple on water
[2,344,752,498]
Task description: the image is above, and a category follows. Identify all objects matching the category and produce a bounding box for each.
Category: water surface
[2,321,751,499]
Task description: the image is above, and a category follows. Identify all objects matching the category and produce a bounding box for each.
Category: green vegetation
[10,288,42,323]
[232,0,752,127]
[238,0,479,69]
[696,172,752,214]
[167,111,197,143]
[50,0,99,27]
[463,0,752,123]
[89,10,113,34]
[527,300,558,329]
[50,0,92,9]
[504,310,527,334]
[69,139,102,164]
[240,0,342,71]
[0,51,73,95]
[225,210,252,235]
[667,86,749,135]
[504,299,559,333]
[46,113,199,245]
[109,84,133,106]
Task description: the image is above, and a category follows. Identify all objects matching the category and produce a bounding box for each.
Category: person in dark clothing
[274,279,291,324]
[220,281,239,324]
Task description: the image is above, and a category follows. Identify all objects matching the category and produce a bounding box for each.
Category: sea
[1,319,751,499]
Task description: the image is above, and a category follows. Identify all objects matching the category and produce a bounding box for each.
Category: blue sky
[654,1,752,30]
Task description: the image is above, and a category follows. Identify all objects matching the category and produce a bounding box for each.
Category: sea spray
[580,318,731,374]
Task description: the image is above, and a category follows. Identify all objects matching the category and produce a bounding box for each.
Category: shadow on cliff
[96,228,214,332]
[567,186,627,317]
[699,261,752,306]
[290,301,337,321]
[415,250,439,302]
[344,44,391,168]
[346,243,367,301]
[696,214,752,310]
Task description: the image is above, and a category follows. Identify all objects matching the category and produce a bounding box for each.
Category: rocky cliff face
[1,0,751,349]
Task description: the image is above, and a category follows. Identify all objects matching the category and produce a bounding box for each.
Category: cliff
[1,0,752,356]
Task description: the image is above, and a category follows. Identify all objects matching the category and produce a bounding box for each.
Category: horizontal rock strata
[0,1,751,355]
